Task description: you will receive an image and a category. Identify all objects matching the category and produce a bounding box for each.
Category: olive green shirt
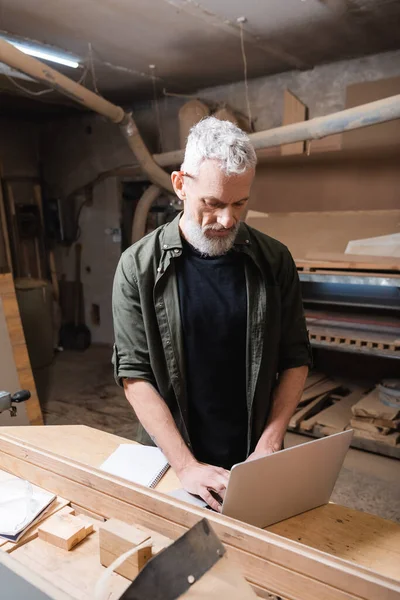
[112,213,312,454]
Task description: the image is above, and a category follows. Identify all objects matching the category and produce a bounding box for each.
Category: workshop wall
[43,49,400,346]
[55,177,120,345]
[0,118,40,178]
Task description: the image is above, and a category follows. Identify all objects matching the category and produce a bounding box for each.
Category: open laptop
[170,430,353,528]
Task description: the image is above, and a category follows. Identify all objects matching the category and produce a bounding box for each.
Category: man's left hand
[245,441,282,462]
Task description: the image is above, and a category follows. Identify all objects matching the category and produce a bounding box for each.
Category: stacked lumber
[289,372,350,431]
[351,388,400,448]
[289,375,400,458]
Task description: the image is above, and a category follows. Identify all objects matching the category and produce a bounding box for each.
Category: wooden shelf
[257,142,400,167]
[308,323,400,360]
[297,259,400,275]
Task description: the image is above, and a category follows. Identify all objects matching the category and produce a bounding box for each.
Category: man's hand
[246,446,277,462]
[245,438,282,462]
[176,461,230,512]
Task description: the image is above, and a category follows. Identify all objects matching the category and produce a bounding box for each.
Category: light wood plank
[0,274,43,425]
[289,394,329,429]
[301,389,365,433]
[305,252,400,271]
[268,503,400,580]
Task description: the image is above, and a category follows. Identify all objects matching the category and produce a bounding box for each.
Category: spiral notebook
[99,444,170,488]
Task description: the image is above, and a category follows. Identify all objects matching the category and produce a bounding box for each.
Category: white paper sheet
[0,475,56,537]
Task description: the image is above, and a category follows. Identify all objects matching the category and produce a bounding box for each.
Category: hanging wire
[3,72,54,96]
[150,65,164,153]
[88,42,100,94]
[239,21,252,131]
[163,88,199,99]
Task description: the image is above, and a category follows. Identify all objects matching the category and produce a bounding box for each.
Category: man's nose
[217,207,235,229]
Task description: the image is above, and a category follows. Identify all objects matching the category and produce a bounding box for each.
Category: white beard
[183,217,239,256]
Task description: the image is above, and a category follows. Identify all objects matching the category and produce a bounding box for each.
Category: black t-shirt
[176,238,248,469]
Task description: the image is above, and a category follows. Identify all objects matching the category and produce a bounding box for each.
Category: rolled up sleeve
[278,249,313,373]
[112,252,155,387]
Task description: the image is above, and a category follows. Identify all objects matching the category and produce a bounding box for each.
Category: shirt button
[157,267,161,272]
[245,239,250,244]
[163,244,168,249]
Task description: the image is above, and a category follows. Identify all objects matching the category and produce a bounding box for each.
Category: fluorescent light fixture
[11,41,80,68]
[0,35,80,68]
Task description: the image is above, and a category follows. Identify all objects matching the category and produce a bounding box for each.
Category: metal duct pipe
[153,94,400,167]
[131,184,162,243]
[0,38,173,192]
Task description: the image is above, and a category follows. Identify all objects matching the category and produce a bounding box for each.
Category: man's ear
[171,171,186,201]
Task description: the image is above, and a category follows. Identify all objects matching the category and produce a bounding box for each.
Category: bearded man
[112,117,312,511]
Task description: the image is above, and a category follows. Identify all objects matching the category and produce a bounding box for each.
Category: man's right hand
[176,461,230,512]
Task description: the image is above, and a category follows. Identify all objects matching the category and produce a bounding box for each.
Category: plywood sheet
[245,210,400,258]
[344,77,400,150]
[250,150,400,213]
[0,274,43,425]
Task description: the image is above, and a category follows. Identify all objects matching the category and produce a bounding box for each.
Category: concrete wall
[55,177,121,345]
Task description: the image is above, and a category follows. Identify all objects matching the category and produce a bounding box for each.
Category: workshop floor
[38,345,400,523]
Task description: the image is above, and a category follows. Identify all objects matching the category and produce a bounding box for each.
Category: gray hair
[181,116,257,176]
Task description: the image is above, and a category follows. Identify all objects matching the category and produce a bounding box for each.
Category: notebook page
[99,444,169,488]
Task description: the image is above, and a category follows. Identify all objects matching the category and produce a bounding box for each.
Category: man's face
[172,160,254,256]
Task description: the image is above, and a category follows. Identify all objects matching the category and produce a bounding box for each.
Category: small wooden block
[136,524,173,556]
[38,507,93,551]
[99,518,152,581]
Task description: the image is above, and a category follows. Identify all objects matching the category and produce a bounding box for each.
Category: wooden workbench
[0,425,399,600]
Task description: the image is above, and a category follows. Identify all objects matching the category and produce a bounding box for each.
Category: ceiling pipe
[153,94,400,167]
[131,184,162,244]
[0,38,173,192]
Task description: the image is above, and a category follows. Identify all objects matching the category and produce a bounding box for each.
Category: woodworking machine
[0,389,30,417]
